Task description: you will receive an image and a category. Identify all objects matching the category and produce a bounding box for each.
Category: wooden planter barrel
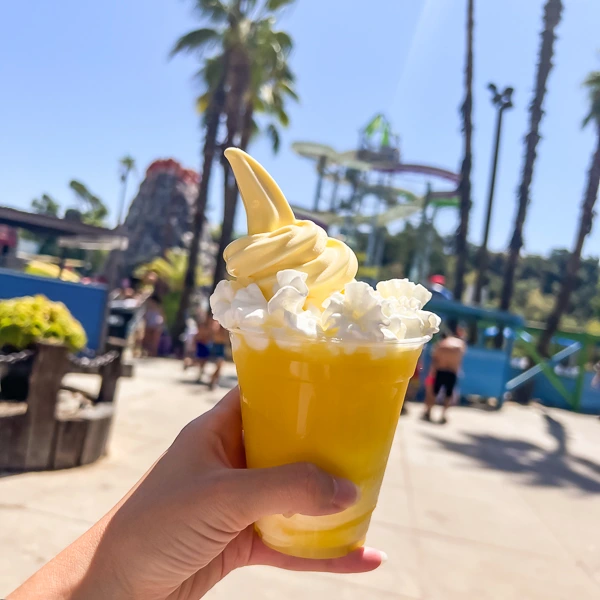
[0,341,123,472]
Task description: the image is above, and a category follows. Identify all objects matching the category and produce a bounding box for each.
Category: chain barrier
[0,350,34,365]
[68,350,119,369]
[0,349,118,369]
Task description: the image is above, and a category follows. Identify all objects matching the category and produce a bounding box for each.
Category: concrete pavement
[1,359,599,599]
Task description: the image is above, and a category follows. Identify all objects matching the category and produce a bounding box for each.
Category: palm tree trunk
[453,0,474,302]
[172,59,228,346]
[537,126,600,356]
[210,101,253,295]
[499,0,563,315]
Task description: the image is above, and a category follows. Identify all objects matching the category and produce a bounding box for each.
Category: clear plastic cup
[230,330,429,559]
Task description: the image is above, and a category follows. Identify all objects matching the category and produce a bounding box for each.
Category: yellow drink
[231,331,426,559]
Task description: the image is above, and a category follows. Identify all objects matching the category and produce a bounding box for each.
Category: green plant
[0,295,87,351]
[134,248,208,292]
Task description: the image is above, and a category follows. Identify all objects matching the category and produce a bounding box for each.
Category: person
[182,316,199,370]
[208,319,228,390]
[427,274,453,301]
[195,315,213,383]
[8,388,385,600]
[142,295,165,357]
[423,330,466,424]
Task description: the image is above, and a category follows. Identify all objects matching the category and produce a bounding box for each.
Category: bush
[0,295,87,351]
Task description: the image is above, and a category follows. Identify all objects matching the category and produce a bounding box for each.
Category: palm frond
[266,0,296,11]
[265,123,281,152]
[583,71,600,128]
[196,55,226,89]
[278,80,299,101]
[273,31,293,52]
[170,28,221,57]
[134,248,207,291]
[276,106,290,127]
[193,0,229,23]
[196,92,211,114]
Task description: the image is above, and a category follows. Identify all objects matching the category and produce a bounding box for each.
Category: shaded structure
[0,205,129,351]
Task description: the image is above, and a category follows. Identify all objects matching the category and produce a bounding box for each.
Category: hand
[10,388,384,600]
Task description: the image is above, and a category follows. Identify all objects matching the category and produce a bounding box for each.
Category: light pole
[473,84,514,304]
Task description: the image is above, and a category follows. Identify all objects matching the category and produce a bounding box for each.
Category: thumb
[222,463,359,529]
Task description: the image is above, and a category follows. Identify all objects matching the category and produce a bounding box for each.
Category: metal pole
[313,155,327,212]
[329,170,340,212]
[422,203,439,283]
[474,85,513,304]
[409,183,431,283]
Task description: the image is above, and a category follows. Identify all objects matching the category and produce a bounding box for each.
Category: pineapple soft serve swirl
[223,148,358,306]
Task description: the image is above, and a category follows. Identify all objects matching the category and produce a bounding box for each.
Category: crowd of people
[110,276,229,390]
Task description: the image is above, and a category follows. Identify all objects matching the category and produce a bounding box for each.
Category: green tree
[170,0,296,343]
[498,0,563,319]
[453,0,474,301]
[537,71,600,355]
[25,194,62,254]
[210,24,298,292]
[170,0,231,344]
[31,194,60,217]
[68,180,108,226]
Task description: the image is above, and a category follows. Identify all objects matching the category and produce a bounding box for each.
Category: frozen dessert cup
[229,329,429,559]
[210,147,440,560]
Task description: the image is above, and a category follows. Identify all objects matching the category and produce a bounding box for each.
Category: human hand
[10,387,384,600]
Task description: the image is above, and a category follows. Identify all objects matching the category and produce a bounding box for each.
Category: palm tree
[117,155,136,226]
[31,194,60,217]
[68,180,108,226]
[453,0,474,302]
[498,0,563,318]
[210,42,298,292]
[537,72,600,356]
[170,0,295,346]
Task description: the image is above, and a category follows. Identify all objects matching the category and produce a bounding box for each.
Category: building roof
[0,206,126,240]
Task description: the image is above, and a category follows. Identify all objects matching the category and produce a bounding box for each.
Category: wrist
[8,517,132,600]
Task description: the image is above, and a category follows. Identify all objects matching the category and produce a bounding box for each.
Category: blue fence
[0,269,108,351]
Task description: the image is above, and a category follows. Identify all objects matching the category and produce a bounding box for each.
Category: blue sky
[1,0,599,257]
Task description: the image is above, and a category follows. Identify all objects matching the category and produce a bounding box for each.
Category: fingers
[207,386,242,428]
[222,462,359,529]
[205,386,243,447]
[250,538,386,573]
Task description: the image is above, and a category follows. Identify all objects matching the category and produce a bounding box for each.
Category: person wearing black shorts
[423,331,466,424]
[434,370,458,399]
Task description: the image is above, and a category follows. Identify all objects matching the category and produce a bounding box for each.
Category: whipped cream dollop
[210,270,441,346]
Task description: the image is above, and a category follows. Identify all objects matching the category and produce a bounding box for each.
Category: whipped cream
[210,270,440,348]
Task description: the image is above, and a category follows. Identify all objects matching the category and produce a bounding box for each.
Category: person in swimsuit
[142,295,165,357]
[195,316,213,383]
[423,331,466,424]
[209,319,228,390]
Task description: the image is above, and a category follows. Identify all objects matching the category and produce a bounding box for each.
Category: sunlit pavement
[2,359,600,599]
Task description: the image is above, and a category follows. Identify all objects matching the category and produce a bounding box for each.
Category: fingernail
[332,477,359,509]
[380,551,389,563]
